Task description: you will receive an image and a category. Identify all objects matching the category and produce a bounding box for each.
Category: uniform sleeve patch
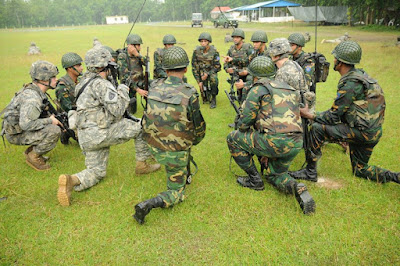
[105,89,118,103]
[305,66,312,72]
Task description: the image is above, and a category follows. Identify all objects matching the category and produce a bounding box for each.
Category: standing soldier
[290,41,400,185]
[191,32,221,108]
[117,34,148,114]
[1,61,61,170]
[133,46,206,224]
[249,30,269,62]
[153,34,176,80]
[57,48,160,207]
[224,28,253,104]
[226,56,315,215]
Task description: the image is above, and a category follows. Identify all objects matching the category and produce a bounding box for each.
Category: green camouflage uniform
[142,76,206,207]
[153,48,167,79]
[55,74,77,112]
[243,49,270,99]
[227,78,303,192]
[191,45,221,96]
[292,51,316,93]
[310,68,398,183]
[117,49,147,114]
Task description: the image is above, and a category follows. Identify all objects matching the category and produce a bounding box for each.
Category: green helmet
[248,56,276,78]
[268,38,291,57]
[332,40,362,65]
[126,34,143,45]
[85,48,112,69]
[162,46,189,70]
[288,33,306,47]
[251,30,268,43]
[231,28,245,39]
[163,34,176,45]
[61,52,83,69]
[30,60,59,81]
[198,32,212,43]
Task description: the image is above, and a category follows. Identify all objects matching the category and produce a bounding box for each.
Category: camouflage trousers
[74,118,151,191]
[227,130,303,192]
[203,73,219,96]
[310,123,398,183]
[149,146,189,208]
[5,124,60,155]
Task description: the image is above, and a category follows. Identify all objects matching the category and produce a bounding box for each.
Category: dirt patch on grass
[316,177,344,190]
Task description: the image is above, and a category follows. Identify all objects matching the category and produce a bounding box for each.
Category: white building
[106,16,129,25]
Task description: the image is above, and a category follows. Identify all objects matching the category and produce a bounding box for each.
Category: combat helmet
[288,33,306,47]
[231,28,245,39]
[101,46,117,58]
[163,34,177,45]
[332,40,362,65]
[268,38,291,57]
[162,46,189,70]
[248,56,276,78]
[198,32,212,43]
[251,31,268,43]
[126,34,143,45]
[61,52,83,69]
[30,60,59,81]
[85,48,113,69]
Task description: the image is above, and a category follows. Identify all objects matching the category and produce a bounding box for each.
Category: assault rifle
[225,89,240,118]
[199,62,212,103]
[227,67,241,103]
[300,90,312,164]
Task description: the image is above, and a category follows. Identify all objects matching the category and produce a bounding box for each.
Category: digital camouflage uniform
[55,74,77,112]
[28,42,41,55]
[2,83,61,155]
[292,50,316,92]
[143,76,206,207]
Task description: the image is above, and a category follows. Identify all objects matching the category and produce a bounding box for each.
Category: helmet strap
[72,66,82,76]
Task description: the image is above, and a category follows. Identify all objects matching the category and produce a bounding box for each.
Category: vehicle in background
[212,13,238,28]
[192,13,203,27]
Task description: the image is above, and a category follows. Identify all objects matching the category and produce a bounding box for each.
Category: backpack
[298,52,330,83]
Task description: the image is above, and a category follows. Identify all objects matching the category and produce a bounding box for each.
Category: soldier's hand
[132,46,140,57]
[223,56,233,63]
[300,103,314,120]
[198,82,203,91]
[50,115,62,127]
[201,73,208,81]
[137,88,148,97]
[235,79,244,89]
[239,70,248,76]
[226,68,234,74]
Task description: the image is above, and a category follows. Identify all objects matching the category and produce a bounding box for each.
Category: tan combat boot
[135,161,161,175]
[24,146,49,162]
[57,174,80,206]
[25,149,51,171]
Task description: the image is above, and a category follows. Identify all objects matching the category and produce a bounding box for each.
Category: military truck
[191,13,203,27]
[212,13,238,28]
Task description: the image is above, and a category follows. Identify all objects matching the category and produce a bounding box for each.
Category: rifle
[186,148,198,185]
[227,67,241,103]
[224,89,240,117]
[300,90,312,166]
[199,62,212,103]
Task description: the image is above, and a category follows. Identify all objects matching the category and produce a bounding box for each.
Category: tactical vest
[252,78,303,134]
[118,51,144,81]
[142,79,197,151]
[340,70,385,130]
[229,43,251,68]
[56,75,76,111]
[195,45,216,70]
[295,52,330,83]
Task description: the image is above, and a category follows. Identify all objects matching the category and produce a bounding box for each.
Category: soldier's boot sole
[57,174,73,206]
[133,202,150,225]
[135,163,161,175]
[295,183,316,215]
[237,177,265,191]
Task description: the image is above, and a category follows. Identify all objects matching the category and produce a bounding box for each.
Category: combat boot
[237,165,265,191]
[135,161,161,175]
[294,182,315,215]
[133,196,165,224]
[210,95,216,109]
[57,174,80,206]
[25,149,50,171]
[392,173,400,184]
[289,159,318,182]
[24,146,49,162]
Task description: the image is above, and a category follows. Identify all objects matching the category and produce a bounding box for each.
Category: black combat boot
[237,165,265,191]
[133,196,165,225]
[285,180,316,215]
[60,131,70,145]
[210,95,216,109]
[392,173,400,184]
[289,159,318,182]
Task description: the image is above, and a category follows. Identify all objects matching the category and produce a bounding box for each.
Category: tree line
[0,0,398,28]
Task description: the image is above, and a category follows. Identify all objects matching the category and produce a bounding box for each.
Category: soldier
[101,46,119,87]
[224,28,253,103]
[191,32,221,108]
[117,34,148,114]
[321,32,350,44]
[153,34,176,80]
[290,41,400,185]
[28,42,41,55]
[249,30,269,62]
[133,46,206,224]
[57,48,161,207]
[1,61,61,170]
[226,56,315,215]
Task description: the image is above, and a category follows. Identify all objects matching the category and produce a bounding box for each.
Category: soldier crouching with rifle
[133,47,206,224]
[191,32,221,109]
[226,56,316,215]
[1,61,62,171]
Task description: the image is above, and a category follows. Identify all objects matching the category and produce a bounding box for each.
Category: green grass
[0,22,399,264]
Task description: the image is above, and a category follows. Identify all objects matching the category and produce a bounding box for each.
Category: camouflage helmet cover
[231,28,245,39]
[30,60,59,81]
[162,46,189,70]
[332,40,362,65]
[101,46,117,57]
[61,52,83,69]
[288,33,306,47]
[198,32,212,43]
[248,56,276,78]
[85,48,113,69]
[251,30,268,43]
[268,38,291,57]
[126,34,143,45]
[163,34,177,44]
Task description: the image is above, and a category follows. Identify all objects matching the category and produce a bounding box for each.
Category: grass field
[0,22,399,264]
